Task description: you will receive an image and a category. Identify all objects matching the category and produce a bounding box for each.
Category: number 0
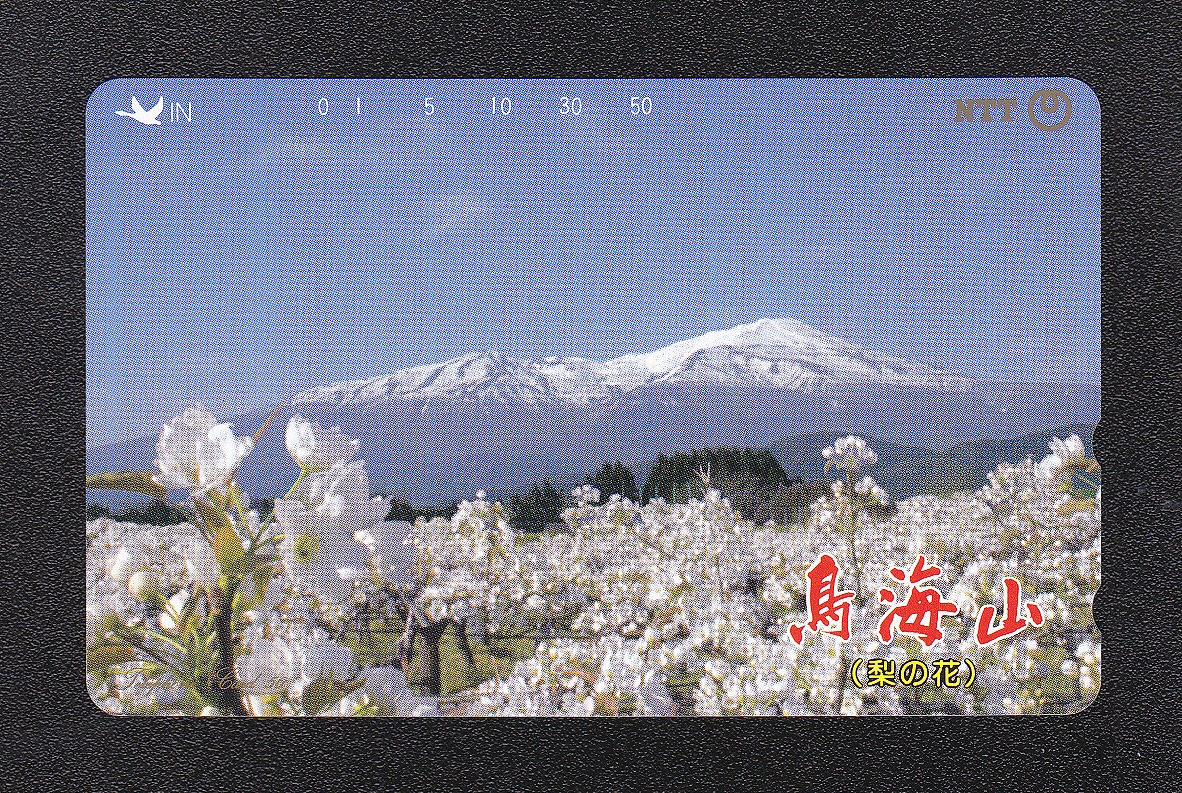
[318,97,328,116]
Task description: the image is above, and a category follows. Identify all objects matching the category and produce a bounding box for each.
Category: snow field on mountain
[291,318,973,408]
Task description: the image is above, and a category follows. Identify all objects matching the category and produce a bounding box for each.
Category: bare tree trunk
[210,587,248,716]
[356,600,373,651]
[399,609,417,671]
[421,621,447,696]
[454,619,475,666]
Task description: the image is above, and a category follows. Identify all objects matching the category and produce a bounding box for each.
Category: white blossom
[821,435,878,472]
[276,462,391,614]
[285,415,360,472]
[152,407,253,493]
[1038,434,1088,479]
[88,419,1099,717]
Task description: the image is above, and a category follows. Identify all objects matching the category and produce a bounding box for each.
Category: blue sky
[86,78,1100,445]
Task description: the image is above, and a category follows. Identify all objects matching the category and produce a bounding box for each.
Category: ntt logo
[953,89,1072,132]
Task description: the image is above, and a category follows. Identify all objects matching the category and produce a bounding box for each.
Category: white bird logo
[115,96,164,125]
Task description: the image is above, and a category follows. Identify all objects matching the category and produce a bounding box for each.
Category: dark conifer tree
[585,460,639,502]
[508,480,566,532]
[640,446,799,520]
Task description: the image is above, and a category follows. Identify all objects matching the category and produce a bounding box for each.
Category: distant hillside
[770,424,1096,500]
[88,318,1098,507]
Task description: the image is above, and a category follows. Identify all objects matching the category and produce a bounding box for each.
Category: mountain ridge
[291,318,975,408]
[769,423,1097,500]
[87,319,1099,505]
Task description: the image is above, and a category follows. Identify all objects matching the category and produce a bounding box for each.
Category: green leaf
[176,589,201,636]
[302,676,364,716]
[205,487,227,510]
[194,497,244,576]
[87,642,137,683]
[1042,671,1080,703]
[86,471,168,500]
[251,567,274,607]
[225,481,251,517]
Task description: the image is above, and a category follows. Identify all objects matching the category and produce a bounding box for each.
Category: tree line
[86,446,846,530]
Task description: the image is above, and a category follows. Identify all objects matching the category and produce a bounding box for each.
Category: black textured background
[4,3,1181,790]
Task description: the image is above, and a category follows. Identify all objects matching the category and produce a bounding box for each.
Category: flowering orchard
[87,408,1100,716]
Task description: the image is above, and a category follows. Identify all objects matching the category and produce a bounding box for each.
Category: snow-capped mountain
[292,350,618,408]
[603,318,970,392]
[88,319,1098,505]
[292,318,972,408]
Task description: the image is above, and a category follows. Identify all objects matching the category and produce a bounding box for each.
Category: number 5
[424,97,434,115]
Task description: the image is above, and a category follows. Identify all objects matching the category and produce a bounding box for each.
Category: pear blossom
[275,503,376,613]
[572,484,600,505]
[127,570,164,604]
[235,637,299,696]
[425,599,449,622]
[106,547,148,583]
[152,407,253,493]
[821,435,878,472]
[158,590,190,632]
[1038,434,1088,479]
[179,535,220,587]
[353,520,415,587]
[302,636,358,686]
[853,476,891,506]
[276,461,391,613]
[89,410,1099,717]
[358,666,440,715]
[1051,434,1087,462]
[285,415,360,471]
[361,666,410,711]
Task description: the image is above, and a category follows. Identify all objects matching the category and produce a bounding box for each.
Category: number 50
[630,96,652,115]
